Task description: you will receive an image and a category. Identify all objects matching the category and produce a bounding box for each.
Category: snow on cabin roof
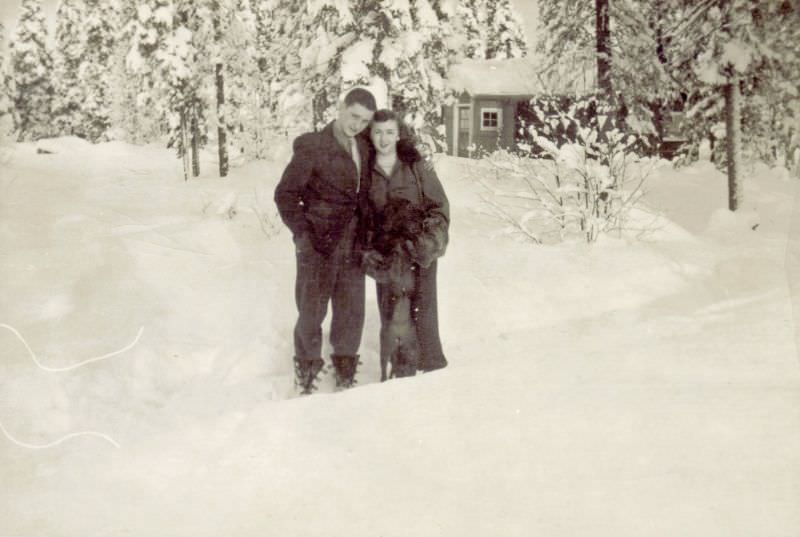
[446,57,594,97]
[447,58,542,96]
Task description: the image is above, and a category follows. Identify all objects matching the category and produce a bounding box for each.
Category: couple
[274,88,449,394]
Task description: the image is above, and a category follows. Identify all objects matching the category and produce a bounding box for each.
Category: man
[275,88,376,394]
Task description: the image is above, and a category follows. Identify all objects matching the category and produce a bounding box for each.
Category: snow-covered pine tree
[52,0,86,137]
[249,0,286,154]
[593,0,611,98]
[266,0,457,144]
[126,0,207,179]
[673,0,799,209]
[78,0,118,142]
[536,0,687,145]
[536,0,594,78]
[7,0,54,141]
[212,0,263,168]
[124,0,173,134]
[209,0,229,176]
[0,23,15,145]
[455,0,488,59]
[485,0,527,59]
[260,0,313,133]
[352,0,455,134]
[111,0,162,143]
[300,0,350,129]
[0,24,8,116]
[415,0,459,145]
[539,0,798,203]
[175,0,208,178]
[748,2,800,171]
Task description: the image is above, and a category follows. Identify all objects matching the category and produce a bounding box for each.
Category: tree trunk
[724,78,741,211]
[313,89,327,132]
[595,0,613,100]
[216,62,228,177]
[191,104,200,177]
[180,109,190,182]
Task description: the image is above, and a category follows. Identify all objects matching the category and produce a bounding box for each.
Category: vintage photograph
[1,0,799,535]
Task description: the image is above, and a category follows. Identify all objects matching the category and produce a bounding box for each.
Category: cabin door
[457,105,471,157]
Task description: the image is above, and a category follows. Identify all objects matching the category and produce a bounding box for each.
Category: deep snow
[1,138,799,536]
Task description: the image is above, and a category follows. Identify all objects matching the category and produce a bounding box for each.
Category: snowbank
[1,143,798,537]
[33,135,93,155]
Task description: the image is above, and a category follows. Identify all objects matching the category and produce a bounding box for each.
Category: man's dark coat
[274,122,372,256]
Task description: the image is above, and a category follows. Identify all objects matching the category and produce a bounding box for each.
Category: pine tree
[537,0,800,205]
[300,0,349,129]
[209,0,228,176]
[7,0,54,141]
[175,0,207,178]
[455,0,488,59]
[210,0,262,169]
[485,0,527,59]
[453,0,526,60]
[673,0,799,209]
[340,0,457,134]
[255,0,311,134]
[52,0,86,137]
[125,0,175,144]
[126,0,207,179]
[593,0,611,98]
[111,0,162,143]
[537,1,594,73]
[0,23,14,142]
[78,0,118,142]
[536,0,687,139]
[249,0,285,154]
[267,0,459,146]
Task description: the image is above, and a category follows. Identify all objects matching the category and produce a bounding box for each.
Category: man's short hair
[343,88,377,111]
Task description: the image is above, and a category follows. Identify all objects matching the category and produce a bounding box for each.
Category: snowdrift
[1,139,798,537]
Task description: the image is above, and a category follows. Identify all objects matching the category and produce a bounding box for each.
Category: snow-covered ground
[1,138,799,536]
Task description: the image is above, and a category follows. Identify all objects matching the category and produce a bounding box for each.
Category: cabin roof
[446,57,594,97]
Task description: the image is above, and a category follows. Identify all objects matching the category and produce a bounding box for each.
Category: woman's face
[371,120,400,157]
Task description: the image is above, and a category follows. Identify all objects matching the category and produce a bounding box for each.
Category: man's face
[337,102,375,138]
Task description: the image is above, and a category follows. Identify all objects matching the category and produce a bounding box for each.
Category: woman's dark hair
[372,109,399,124]
[370,108,422,163]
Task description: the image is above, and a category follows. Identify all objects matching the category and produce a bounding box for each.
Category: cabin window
[481,108,502,131]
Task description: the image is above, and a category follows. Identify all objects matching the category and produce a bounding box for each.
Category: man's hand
[362,249,385,268]
[361,250,386,271]
[293,233,314,255]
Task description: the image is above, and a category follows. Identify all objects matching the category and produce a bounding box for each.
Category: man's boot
[294,357,325,395]
[331,354,359,389]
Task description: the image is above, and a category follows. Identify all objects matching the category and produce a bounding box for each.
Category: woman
[362,109,449,379]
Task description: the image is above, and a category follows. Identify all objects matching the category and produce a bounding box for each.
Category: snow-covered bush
[516,95,656,159]
[476,118,656,244]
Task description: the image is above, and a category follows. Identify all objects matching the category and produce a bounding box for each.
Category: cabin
[443,57,689,159]
[443,57,593,157]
